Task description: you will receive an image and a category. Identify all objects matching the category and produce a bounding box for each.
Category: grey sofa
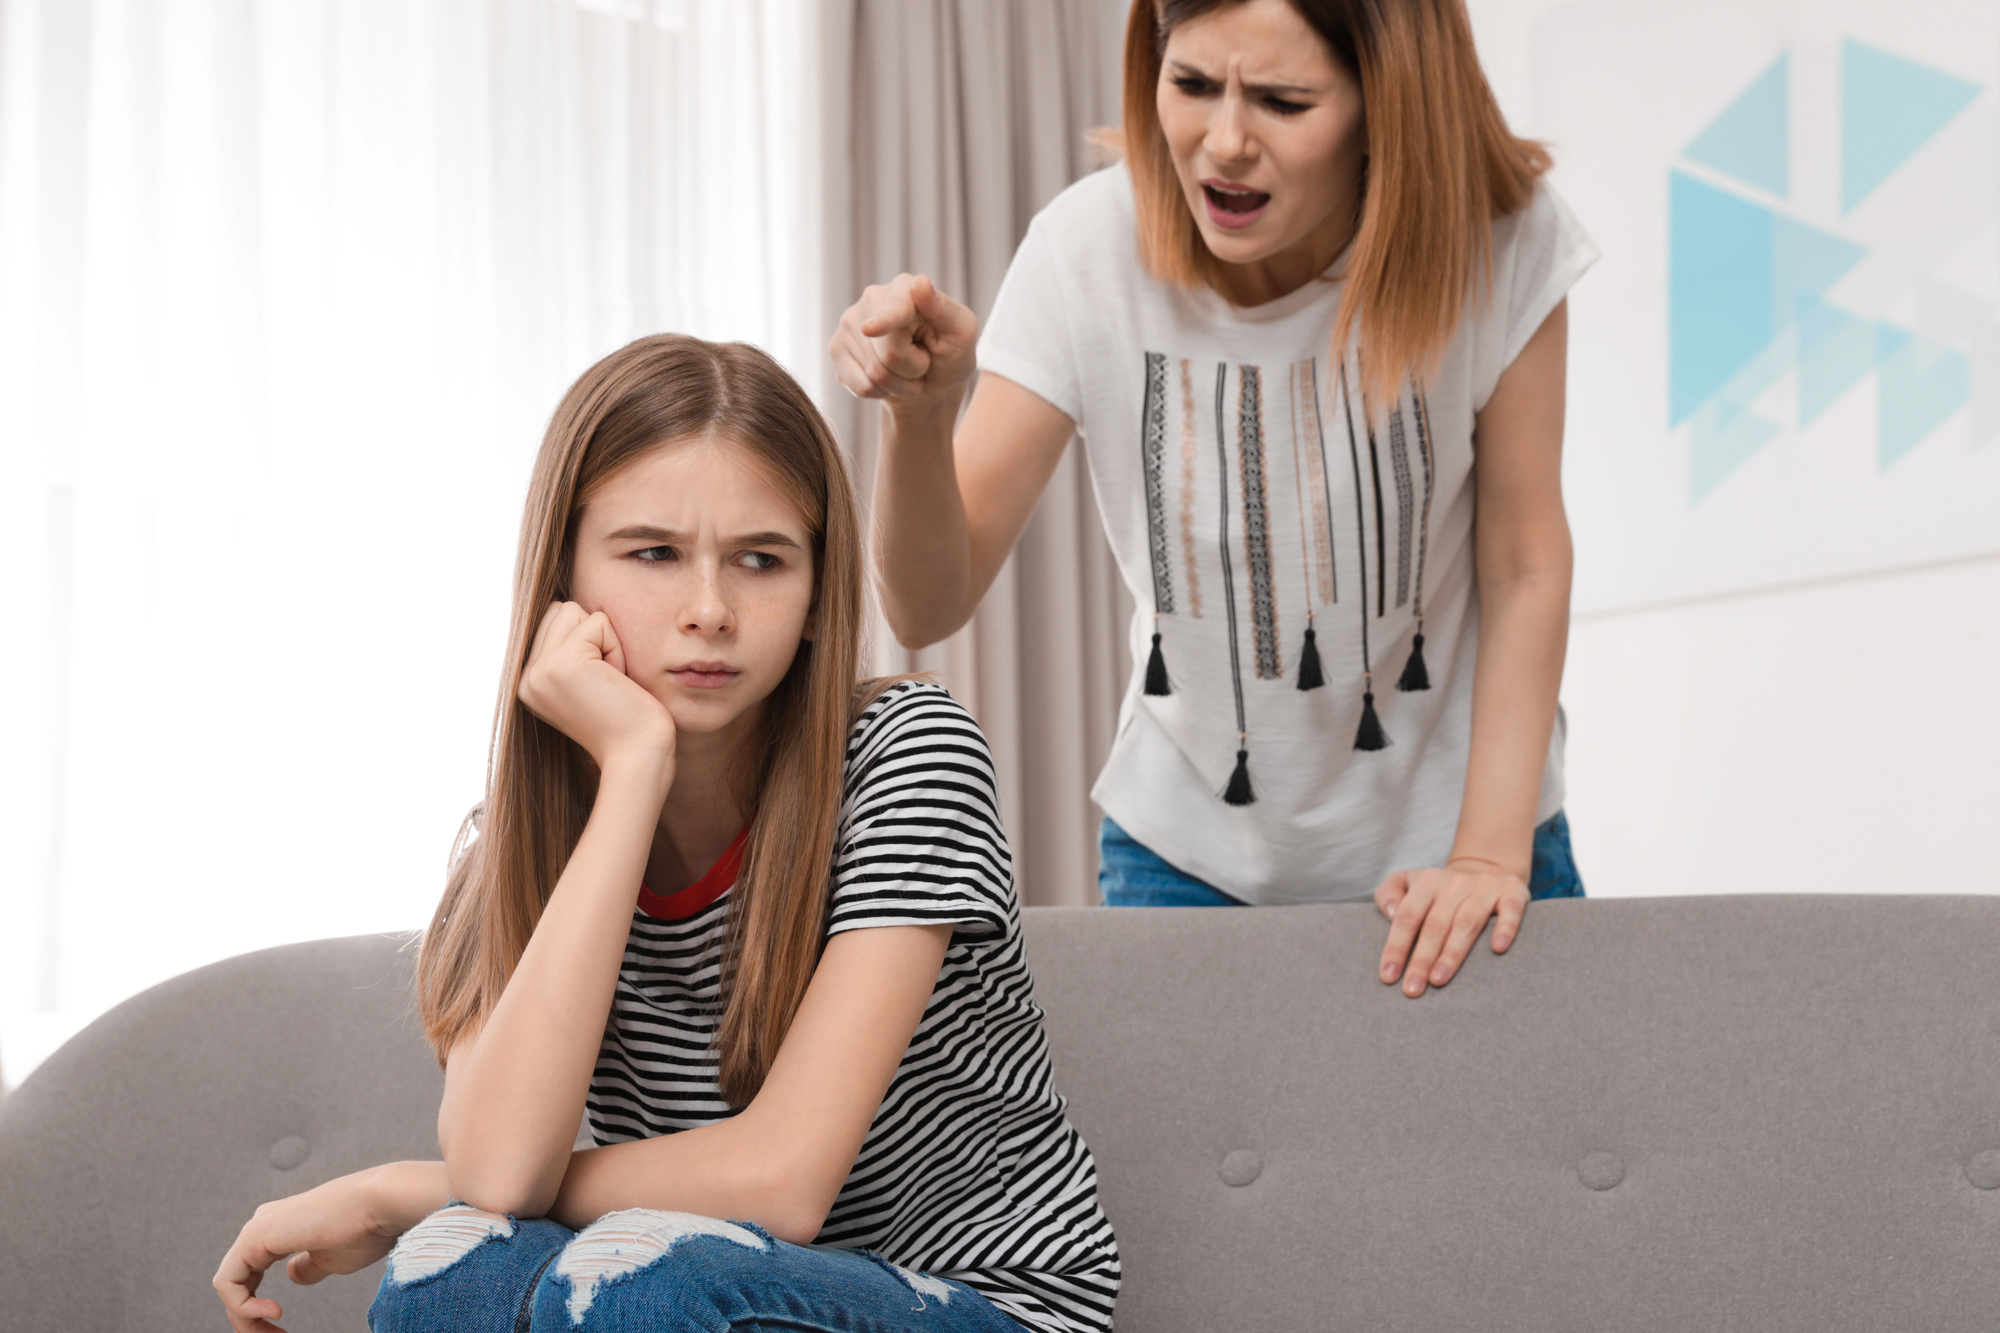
[4,898,1999,1331]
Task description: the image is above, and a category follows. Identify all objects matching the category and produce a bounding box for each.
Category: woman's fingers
[1373,870,1409,923]
[1378,874,1431,985]
[1430,894,1495,987]
[1401,893,1459,997]
[835,274,976,402]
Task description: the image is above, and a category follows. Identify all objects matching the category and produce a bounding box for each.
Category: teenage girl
[211,335,1119,1333]
[830,0,1597,997]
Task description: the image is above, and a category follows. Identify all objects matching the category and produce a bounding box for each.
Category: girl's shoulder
[845,679,993,781]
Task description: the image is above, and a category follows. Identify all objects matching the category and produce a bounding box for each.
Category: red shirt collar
[636,825,750,921]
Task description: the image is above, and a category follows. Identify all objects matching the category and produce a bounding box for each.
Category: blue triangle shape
[1842,40,1981,213]
[1876,321,1969,466]
[1795,296,1874,424]
[1686,54,1790,197]
[1689,401,1782,502]
[1670,171,1775,425]
[1772,215,1867,306]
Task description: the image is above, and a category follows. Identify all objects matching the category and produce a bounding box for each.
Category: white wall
[1565,555,2000,898]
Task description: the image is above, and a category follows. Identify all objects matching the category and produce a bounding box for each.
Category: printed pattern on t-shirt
[587,682,1121,1333]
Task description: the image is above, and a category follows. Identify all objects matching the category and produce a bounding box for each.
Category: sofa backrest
[3,898,1998,1332]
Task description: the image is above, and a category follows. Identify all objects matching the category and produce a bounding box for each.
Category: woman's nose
[1206,91,1255,164]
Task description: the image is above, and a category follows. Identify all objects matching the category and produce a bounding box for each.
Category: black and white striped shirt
[587,682,1120,1333]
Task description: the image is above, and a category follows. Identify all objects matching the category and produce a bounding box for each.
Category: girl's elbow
[440,1142,558,1220]
[750,1158,839,1246]
[758,1192,833,1247]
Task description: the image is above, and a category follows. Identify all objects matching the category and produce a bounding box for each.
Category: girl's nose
[680,565,735,635]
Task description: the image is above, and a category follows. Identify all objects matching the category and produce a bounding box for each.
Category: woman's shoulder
[1023,162,1138,260]
[1491,175,1597,274]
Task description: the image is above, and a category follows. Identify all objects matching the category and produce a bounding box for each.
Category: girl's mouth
[1202,181,1271,230]
[671,663,740,690]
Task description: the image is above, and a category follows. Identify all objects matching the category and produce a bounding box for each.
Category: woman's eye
[634,545,678,563]
[1171,75,1214,96]
[740,551,781,571]
[1264,96,1308,116]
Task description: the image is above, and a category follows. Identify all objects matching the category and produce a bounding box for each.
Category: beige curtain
[817,0,1135,906]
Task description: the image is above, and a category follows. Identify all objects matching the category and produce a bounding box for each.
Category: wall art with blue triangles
[1525,3,2000,613]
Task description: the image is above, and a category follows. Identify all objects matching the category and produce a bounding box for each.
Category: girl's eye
[740,551,781,571]
[1265,96,1309,116]
[634,545,678,563]
[1171,74,1214,97]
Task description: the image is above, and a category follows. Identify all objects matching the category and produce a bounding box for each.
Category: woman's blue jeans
[1098,810,1586,906]
[369,1204,1025,1333]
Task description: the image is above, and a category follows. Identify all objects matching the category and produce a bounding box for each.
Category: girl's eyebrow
[604,523,802,549]
[1165,58,1322,98]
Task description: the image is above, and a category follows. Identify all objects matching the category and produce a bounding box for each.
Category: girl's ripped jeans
[369,1204,1026,1333]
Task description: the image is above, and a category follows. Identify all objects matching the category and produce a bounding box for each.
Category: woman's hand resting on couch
[213,1160,448,1333]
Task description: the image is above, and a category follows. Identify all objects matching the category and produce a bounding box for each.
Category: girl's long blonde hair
[418,333,884,1106]
[1117,0,1551,408]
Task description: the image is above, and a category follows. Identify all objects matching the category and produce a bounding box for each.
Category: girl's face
[1157,0,1367,299]
[567,435,816,742]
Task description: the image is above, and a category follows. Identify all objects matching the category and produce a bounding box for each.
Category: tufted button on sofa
[4,897,2000,1331]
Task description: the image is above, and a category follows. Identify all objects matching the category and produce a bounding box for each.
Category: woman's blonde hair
[418,333,889,1106]
[1116,0,1550,408]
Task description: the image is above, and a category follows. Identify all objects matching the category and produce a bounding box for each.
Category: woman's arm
[438,603,676,1217]
[1376,299,1573,995]
[830,274,1076,648]
[549,920,952,1242]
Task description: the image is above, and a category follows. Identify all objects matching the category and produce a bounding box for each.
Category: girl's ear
[801,602,818,643]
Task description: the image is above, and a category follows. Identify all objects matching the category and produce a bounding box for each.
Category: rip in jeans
[553,1208,768,1322]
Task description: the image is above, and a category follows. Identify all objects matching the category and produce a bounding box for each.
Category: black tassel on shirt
[1296,623,1325,691]
[1223,747,1256,805]
[1144,631,1172,696]
[1396,630,1431,692]
[1354,689,1390,751]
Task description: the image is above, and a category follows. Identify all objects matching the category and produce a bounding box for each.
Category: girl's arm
[549,920,953,1241]
[437,603,677,1218]
[830,274,1076,649]
[1376,299,1574,996]
[212,1160,448,1333]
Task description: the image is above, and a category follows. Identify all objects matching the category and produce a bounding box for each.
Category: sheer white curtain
[0,0,818,1087]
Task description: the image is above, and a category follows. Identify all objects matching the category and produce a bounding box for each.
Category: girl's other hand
[829,273,978,410]
[211,1169,405,1333]
[1374,862,1530,997]
[518,600,676,777]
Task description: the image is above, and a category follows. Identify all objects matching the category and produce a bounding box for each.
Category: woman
[212,335,1118,1333]
[829,0,1597,997]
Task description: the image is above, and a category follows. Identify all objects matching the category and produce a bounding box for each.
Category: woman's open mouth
[1202,180,1271,230]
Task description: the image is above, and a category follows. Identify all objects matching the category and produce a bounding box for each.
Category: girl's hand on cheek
[518,601,676,779]
[1373,863,1530,997]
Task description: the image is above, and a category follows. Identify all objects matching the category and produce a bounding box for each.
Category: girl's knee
[542,1208,772,1327]
[370,1204,569,1333]
[382,1203,516,1285]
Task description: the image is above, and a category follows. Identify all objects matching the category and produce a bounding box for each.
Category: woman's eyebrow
[1166,58,1322,98]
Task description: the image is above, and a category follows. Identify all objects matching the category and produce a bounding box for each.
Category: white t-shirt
[978,165,1598,904]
